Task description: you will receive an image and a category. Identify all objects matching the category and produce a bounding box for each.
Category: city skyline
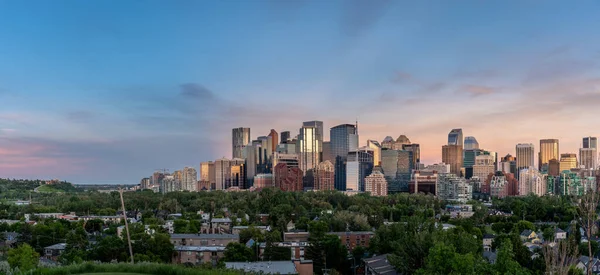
[1,1,600,183]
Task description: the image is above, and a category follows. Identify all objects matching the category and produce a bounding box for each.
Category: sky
[1,0,600,184]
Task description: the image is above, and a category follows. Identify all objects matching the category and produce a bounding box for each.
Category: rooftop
[45,243,67,250]
[174,245,226,252]
[170,233,239,240]
[226,261,297,274]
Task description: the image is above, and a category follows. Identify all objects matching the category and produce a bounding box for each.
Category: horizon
[1,1,600,184]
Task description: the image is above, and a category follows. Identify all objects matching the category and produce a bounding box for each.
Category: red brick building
[314,160,334,191]
[274,163,303,192]
[329,231,374,251]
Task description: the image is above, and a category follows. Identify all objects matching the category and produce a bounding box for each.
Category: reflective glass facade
[330,124,358,190]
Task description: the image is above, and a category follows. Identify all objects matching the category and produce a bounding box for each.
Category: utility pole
[119,188,135,264]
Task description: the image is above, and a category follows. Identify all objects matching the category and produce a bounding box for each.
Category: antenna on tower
[355,117,359,134]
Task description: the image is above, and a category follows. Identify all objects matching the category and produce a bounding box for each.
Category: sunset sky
[1,0,600,184]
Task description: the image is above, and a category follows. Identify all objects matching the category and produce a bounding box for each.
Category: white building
[473,154,495,180]
[182,167,198,192]
[519,167,545,196]
[437,174,472,202]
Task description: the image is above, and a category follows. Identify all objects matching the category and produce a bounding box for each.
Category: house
[520,230,541,243]
[577,256,600,274]
[44,243,67,261]
[329,231,374,252]
[172,245,225,266]
[483,251,497,264]
[226,260,313,275]
[555,228,567,240]
[483,234,495,252]
[0,232,19,254]
[257,214,270,225]
[211,218,232,233]
[284,231,310,242]
[170,233,239,247]
[80,215,122,224]
[363,254,397,275]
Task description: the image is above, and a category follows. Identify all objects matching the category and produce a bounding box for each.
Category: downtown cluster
[137,122,600,201]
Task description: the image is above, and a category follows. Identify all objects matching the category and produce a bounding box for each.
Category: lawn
[36,185,64,193]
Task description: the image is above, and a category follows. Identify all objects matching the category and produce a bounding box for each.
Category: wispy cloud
[459,85,496,97]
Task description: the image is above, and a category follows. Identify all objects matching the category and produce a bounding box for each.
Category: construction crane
[154,168,170,175]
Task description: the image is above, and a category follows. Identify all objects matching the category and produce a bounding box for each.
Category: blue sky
[1,0,600,183]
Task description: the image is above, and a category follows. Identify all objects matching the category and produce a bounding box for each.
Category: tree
[578,191,600,275]
[417,243,478,275]
[224,242,254,262]
[544,240,576,275]
[495,240,529,275]
[7,244,39,271]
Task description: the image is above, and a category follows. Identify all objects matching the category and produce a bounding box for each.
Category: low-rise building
[363,254,397,275]
[258,242,309,261]
[284,231,310,242]
[44,243,67,261]
[329,231,374,251]
[172,245,225,266]
[170,234,239,247]
[483,234,495,252]
[231,226,270,235]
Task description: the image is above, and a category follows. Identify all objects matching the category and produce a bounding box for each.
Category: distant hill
[0,178,78,196]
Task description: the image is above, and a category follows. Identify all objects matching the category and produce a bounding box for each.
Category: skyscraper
[442,129,464,176]
[515,143,535,177]
[448,129,464,146]
[581,136,597,169]
[559,153,577,172]
[381,149,413,193]
[464,136,480,150]
[232,127,251,159]
[200,161,215,190]
[297,121,324,175]
[346,146,374,191]
[539,139,559,172]
[583,137,598,149]
[330,124,358,190]
[215,158,244,190]
[472,154,495,180]
[367,140,382,166]
[280,131,290,144]
[322,141,332,163]
[268,129,279,153]
[314,160,335,191]
[392,135,410,150]
[402,143,420,170]
[381,136,394,149]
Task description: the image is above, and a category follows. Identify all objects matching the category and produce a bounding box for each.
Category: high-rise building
[463,148,483,179]
[182,167,198,192]
[422,163,450,173]
[298,121,324,176]
[583,137,598,149]
[365,167,388,196]
[392,135,411,150]
[227,164,246,189]
[548,159,560,176]
[140,178,150,189]
[215,158,244,190]
[437,173,472,202]
[515,143,535,177]
[580,148,597,170]
[442,129,464,176]
[381,136,394,149]
[200,161,215,189]
[330,124,358,190]
[268,129,279,153]
[346,147,374,191]
[280,131,291,144]
[500,154,517,175]
[448,129,463,146]
[559,153,578,172]
[322,141,332,163]
[232,127,251,159]
[519,167,545,196]
[314,160,335,191]
[443,145,463,176]
[273,163,303,192]
[472,154,495,180]
[162,175,179,193]
[273,153,299,170]
[381,149,413,193]
[367,140,382,166]
[539,139,559,172]
[464,136,480,150]
[402,143,420,170]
